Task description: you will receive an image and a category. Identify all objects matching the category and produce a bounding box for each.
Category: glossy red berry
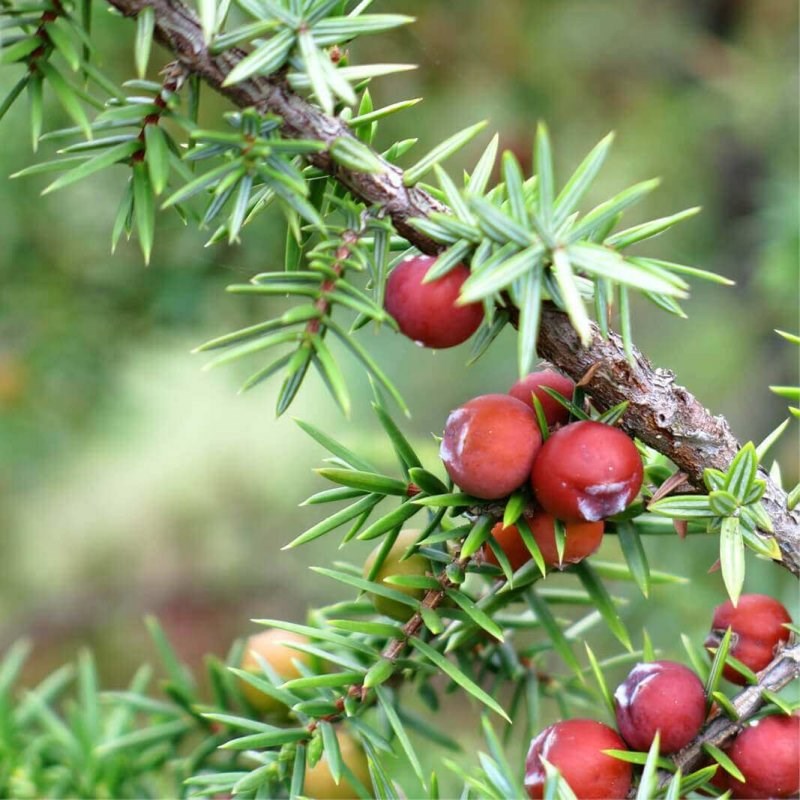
[614,660,706,753]
[484,511,603,571]
[384,254,483,348]
[726,714,800,798]
[524,719,632,799]
[705,594,792,684]
[530,420,643,522]
[509,369,575,427]
[441,394,542,500]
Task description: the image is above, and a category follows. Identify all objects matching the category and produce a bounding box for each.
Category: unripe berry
[509,368,575,427]
[524,719,632,799]
[239,629,312,716]
[614,660,706,753]
[530,420,643,522]
[303,729,372,799]
[441,394,542,500]
[363,529,431,621]
[384,254,483,348]
[705,594,792,684]
[484,511,603,571]
[726,714,800,798]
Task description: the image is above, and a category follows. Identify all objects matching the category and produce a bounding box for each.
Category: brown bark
[102,0,800,575]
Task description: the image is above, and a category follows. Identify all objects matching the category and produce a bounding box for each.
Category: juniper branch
[102,0,800,575]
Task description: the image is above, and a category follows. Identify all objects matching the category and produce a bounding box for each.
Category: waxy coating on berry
[239,629,312,715]
[705,593,792,684]
[484,511,603,571]
[524,719,632,799]
[530,420,643,522]
[614,660,706,753]
[509,368,575,427]
[725,714,800,798]
[363,529,431,621]
[441,394,542,500]
[303,729,372,799]
[384,254,484,348]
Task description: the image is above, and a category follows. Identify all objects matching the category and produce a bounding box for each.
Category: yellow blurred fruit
[363,529,431,621]
[303,729,371,799]
[239,629,311,716]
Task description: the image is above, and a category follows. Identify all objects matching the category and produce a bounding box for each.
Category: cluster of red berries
[437,370,643,571]
[524,593,795,799]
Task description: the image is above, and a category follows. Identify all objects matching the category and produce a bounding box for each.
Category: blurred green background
[0,0,797,758]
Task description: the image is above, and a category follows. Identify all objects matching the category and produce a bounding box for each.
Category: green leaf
[584,643,614,716]
[404,120,488,186]
[567,242,688,297]
[375,686,426,786]
[554,132,614,227]
[445,589,504,643]
[573,562,632,650]
[705,626,732,702]
[680,633,710,682]
[461,515,494,559]
[311,566,419,611]
[678,765,718,795]
[349,96,422,127]
[364,658,395,689]
[407,468,447,496]
[569,178,660,242]
[315,467,408,497]
[0,75,29,125]
[330,135,385,173]
[720,515,745,607]
[410,637,510,722]
[708,490,739,517]
[143,124,171,196]
[647,495,714,518]
[133,161,155,263]
[725,443,758,501]
[517,267,543,377]
[702,743,745,782]
[0,639,32,697]
[0,36,40,64]
[756,419,790,462]
[459,244,543,303]
[615,520,650,598]
[635,732,662,800]
[606,206,701,249]
[37,61,91,139]
[223,28,295,85]
[284,493,381,548]
[372,399,421,474]
[135,6,155,78]
[198,0,218,41]
[42,139,141,194]
[97,718,192,754]
[311,335,351,417]
[28,72,43,151]
[552,247,591,345]
[319,721,343,785]
[534,122,554,232]
[526,590,583,680]
[312,14,415,45]
[221,727,308,750]
[145,615,194,693]
[295,418,376,471]
[357,500,421,540]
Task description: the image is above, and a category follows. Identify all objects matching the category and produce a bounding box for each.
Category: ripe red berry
[524,719,632,799]
[384,254,483,348]
[705,594,792,684]
[484,511,603,571]
[509,369,575,427]
[441,394,542,500]
[726,714,800,798]
[530,420,643,522]
[614,660,706,753]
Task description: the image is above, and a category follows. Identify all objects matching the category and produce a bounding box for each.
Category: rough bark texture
[103,0,800,575]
